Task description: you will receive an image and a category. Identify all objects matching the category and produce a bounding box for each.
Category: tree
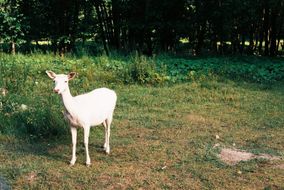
[1,0,284,56]
[0,0,25,54]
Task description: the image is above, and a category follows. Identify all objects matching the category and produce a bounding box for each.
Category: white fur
[46,71,117,166]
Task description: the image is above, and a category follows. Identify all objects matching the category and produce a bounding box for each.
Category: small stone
[213,143,220,148]
[161,166,167,170]
[20,104,28,111]
[215,135,220,140]
[0,88,8,96]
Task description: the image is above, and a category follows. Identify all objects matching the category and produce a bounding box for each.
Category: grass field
[0,53,283,189]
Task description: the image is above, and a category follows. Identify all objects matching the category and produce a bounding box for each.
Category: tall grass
[0,53,283,139]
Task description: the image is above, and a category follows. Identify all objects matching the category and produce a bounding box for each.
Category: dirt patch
[185,113,223,127]
[257,154,280,161]
[274,164,284,170]
[26,172,37,183]
[219,148,281,165]
[185,114,206,123]
[219,148,255,165]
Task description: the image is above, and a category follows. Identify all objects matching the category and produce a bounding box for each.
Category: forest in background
[0,0,284,57]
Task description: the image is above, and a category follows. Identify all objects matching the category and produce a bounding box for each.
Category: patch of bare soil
[274,164,284,170]
[219,148,281,165]
[26,172,37,183]
[186,114,206,123]
[185,113,223,127]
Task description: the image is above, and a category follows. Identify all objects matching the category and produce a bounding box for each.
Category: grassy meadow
[0,53,284,189]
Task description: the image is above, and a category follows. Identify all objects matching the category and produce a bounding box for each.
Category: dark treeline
[0,0,284,56]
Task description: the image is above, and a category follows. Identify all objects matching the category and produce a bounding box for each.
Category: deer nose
[53,89,59,93]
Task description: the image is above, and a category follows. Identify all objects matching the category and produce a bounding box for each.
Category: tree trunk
[269,10,277,56]
[11,41,16,55]
[239,33,245,54]
[258,28,264,55]
[254,26,259,52]
[112,0,121,49]
[59,39,65,57]
[276,9,284,52]
[51,38,57,55]
[101,2,114,48]
[263,4,269,56]
[94,1,109,56]
[69,0,80,53]
[248,24,254,55]
[195,23,206,55]
[212,35,218,53]
[258,4,266,55]
[230,26,238,54]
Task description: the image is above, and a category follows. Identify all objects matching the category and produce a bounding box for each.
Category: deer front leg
[70,126,77,166]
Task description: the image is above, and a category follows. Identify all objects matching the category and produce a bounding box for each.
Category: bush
[14,104,67,139]
[0,93,67,140]
[121,54,168,85]
[157,56,284,83]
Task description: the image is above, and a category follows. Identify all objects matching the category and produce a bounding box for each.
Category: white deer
[46,71,117,166]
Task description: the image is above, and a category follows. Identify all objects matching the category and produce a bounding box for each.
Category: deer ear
[68,72,76,80]
[46,70,56,79]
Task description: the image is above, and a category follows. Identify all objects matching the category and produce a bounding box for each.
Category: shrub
[122,54,168,85]
[0,93,67,139]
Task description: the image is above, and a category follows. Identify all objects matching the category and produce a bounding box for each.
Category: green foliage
[123,54,168,85]
[0,54,68,139]
[0,95,67,139]
[0,12,25,42]
[0,0,283,56]
[157,56,284,83]
[0,53,283,139]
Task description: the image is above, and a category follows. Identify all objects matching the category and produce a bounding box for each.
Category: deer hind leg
[84,126,91,166]
[103,120,108,152]
[104,115,113,154]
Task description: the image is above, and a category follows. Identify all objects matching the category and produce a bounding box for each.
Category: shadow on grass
[1,134,109,165]
[0,176,10,190]
[0,138,66,162]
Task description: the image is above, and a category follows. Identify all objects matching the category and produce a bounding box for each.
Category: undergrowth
[0,53,283,139]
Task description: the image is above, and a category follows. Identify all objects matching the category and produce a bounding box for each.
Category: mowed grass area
[0,54,284,190]
[0,54,283,189]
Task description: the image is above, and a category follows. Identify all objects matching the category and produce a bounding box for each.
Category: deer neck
[61,87,76,116]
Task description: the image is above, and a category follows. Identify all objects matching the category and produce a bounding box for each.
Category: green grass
[0,53,283,189]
